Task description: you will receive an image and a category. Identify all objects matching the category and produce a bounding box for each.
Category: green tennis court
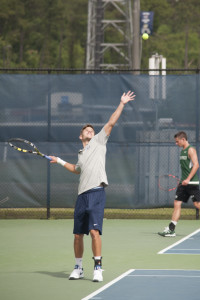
[0,219,200,300]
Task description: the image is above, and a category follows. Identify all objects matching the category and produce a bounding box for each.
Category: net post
[196,209,199,220]
[47,161,51,219]
[195,70,200,221]
[46,69,51,219]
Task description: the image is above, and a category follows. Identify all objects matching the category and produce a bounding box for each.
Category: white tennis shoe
[158,226,176,237]
[69,265,84,280]
[93,268,103,282]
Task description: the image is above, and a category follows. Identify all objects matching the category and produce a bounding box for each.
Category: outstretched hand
[121,91,136,105]
[49,156,58,163]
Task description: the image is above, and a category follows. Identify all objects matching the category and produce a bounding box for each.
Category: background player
[158,131,200,237]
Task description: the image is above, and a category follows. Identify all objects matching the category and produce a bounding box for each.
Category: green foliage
[140,0,200,68]
[0,0,199,69]
[0,0,88,68]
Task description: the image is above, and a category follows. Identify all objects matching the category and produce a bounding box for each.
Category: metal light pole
[86,0,133,70]
[132,0,140,73]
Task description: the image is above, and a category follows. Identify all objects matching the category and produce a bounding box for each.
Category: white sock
[75,258,83,269]
[171,220,177,226]
[94,256,101,260]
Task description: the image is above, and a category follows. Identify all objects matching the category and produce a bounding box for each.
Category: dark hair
[80,124,95,135]
[174,131,187,140]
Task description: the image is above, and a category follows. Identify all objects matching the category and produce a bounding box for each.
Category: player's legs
[166,199,183,233]
[69,234,85,280]
[193,201,200,209]
[90,229,103,282]
[74,234,84,258]
[158,185,189,237]
[191,186,200,210]
[90,229,102,256]
[87,188,105,256]
[171,199,182,222]
[88,189,105,282]
[70,188,105,281]
[158,200,182,237]
[69,194,86,280]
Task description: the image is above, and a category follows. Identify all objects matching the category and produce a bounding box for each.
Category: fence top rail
[0,68,199,74]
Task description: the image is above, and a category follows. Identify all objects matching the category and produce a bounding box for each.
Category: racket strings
[159,175,179,191]
[8,138,51,160]
[9,140,36,153]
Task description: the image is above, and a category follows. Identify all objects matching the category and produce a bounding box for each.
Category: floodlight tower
[86,0,133,70]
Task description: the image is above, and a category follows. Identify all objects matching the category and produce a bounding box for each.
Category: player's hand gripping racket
[158,174,180,191]
[8,138,52,161]
[158,174,199,191]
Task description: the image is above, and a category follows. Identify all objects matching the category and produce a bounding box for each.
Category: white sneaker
[69,265,84,280]
[93,268,103,282]
[158,226,176,237]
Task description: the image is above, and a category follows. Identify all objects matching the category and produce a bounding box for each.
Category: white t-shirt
[75,127,109,195]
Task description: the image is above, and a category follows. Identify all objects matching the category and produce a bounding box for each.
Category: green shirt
[180,145,199,184]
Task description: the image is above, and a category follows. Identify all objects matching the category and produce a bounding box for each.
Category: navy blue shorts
[73,188,106,235]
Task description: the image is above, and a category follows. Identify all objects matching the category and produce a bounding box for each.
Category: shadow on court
[36,271,69,279]
[36,271,94,282]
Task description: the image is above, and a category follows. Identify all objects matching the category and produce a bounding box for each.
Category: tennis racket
[158,174,180,191]
[158,174,199,191]
[8,138,52,161]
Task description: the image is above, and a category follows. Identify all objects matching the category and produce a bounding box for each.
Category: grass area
[0,207,198,220]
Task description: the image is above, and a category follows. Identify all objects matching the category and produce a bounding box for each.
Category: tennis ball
[142,33,149,40]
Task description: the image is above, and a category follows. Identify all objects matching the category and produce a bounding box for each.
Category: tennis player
[50,91,136,281]
[158,131,200,237]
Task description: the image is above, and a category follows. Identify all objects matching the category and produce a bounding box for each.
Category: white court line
[128,275,200,278]
[81,269,135,300]
[82,269,200,300]
[167,249,200,251]
[158,228,200,254]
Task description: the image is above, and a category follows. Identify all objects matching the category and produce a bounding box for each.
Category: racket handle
[45,155,52,161]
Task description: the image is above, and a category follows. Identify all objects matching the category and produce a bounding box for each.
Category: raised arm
[104,91,136,136]
[49,156,80,174]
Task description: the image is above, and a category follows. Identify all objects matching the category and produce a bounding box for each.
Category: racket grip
[45,155,52,161]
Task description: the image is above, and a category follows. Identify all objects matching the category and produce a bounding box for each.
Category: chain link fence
[0,69,199,219]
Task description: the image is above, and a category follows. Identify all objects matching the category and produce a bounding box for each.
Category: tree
[0,0,199,69]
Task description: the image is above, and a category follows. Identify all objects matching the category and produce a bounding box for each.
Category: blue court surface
[158,228,200,254]
[82,269,200,300]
